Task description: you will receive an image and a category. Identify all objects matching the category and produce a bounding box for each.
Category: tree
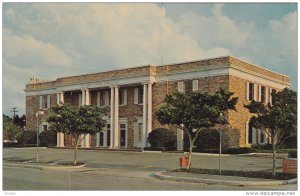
[13,115,26,130]
[245,88,297,176]
[3,114,22,142]
[156,88,238,169]
[47,104,107,165]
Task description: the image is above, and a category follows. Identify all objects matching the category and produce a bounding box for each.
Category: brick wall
[24,56,289,149]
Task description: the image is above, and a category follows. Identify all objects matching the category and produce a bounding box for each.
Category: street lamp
[218,112,224,175]
[36,110,45,162]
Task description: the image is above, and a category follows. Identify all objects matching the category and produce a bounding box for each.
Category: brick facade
[24,56,290,149]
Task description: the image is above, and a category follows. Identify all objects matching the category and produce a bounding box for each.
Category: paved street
[3,148,297,190]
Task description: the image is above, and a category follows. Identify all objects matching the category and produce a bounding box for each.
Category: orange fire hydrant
[180,157,189,168]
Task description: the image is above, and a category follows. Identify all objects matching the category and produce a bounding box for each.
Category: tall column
[81,89,85,106]
[142,83,148,148]
[96,132,100,147]
[60,92,64,105]
[147,83,153,145]
[56,92,60,147]
[57,133,60,147]
[110,86,115,148]
[84,89,91,148]
[57,92,65,147]
[114,86,119,148]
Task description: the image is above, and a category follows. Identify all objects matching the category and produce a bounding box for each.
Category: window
[39,95,51,109]
[99,132,104,146]
[138,87,143,104]
[260,86,266,103]
[192,80,199,92]
[185,81,192,93]
[100,92,105,106]
[248,122,253,144]
[98,91,110,106]
[177,81,185,93]
[120,123,126,147]
[248,83,254,101]
[260,130,265,144]
[134,87,143,104]
[106,124,111,147]
[119,89,127,106]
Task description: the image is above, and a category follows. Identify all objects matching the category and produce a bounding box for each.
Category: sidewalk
[154,171,297,186]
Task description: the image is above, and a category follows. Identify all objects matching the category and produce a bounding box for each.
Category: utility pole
[11,107,18,119]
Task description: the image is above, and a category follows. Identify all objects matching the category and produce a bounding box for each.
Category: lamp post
[218,112,224,175]
[36,111,44,162]
[219,129,222,175]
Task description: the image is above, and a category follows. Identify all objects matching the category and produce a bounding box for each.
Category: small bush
[250,143,273,152]
[195,129,219,150]
[147,128,176,149]
[288,150,297,158]
[39,129,57,147]
[194,147,252,154]
[16,130,36,145]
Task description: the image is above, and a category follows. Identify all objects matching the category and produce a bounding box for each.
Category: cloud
[268,11,297,65]
[3,28,72,69]
[2,3,297,115]
[177,4,248,49]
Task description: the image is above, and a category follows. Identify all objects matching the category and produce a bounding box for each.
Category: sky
[2,2,298,116]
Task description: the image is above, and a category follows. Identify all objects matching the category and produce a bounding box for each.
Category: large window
[260,86,266,103]
[138,87,143,104]
[98,91,110,107]
[39,95,51,109]
[120,123,126,147]
[119,89,127,106]
[106,124,111,147]
[248,83,254,101]
[248,122,253,144]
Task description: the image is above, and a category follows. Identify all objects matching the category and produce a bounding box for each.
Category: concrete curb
[153,171,297,186]
[3,162,86,171]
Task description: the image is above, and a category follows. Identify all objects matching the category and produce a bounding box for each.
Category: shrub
[16,130,36,145]
[195,129,219,150]
[194,126,241,151]
[147,128,176,149]
[282,136,297,149]
[223,147,252,154]
[288,150,297,158]
[39,129,57,147]
[250,143,273,152]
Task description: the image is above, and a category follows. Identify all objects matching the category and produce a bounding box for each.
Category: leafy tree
[245,88,297,176]
[156,88,238,169]
[147,128,176,149]
[3,114,22,142]
[13,115,26,130]
[47,104,107,165]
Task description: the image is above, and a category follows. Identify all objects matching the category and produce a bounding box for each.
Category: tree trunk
[73,136,79,165]
[187,132,193,170]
